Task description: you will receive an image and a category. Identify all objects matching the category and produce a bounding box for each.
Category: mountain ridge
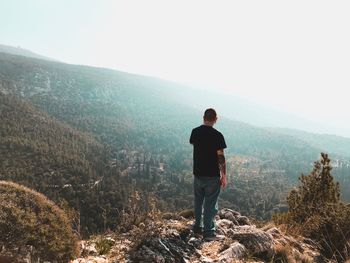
[0,44,58,62]
[3,43,349,137]
[267,127,350,158]
[2,43,349,137]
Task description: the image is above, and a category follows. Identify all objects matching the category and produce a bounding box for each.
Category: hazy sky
[1,0,350,135]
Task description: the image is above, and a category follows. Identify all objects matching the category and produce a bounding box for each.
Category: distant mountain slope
[164,86,335,136]
[0,44,340,136]
[0,44,57,61]
[0,92,107,193]
[0,92,117,233]
[0,52,320,171]
[268,127,350,158]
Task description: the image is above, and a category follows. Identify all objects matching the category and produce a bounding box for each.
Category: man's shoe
[203,234,225,242]
[192,226,203,235]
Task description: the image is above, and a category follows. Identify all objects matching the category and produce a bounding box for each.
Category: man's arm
[189,129,195,145]
[217,149,227,188]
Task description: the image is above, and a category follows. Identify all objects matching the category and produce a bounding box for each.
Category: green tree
[274,153,350,261]
[287,153,340,223]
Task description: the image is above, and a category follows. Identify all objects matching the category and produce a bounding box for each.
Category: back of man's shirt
[190,125,227,177]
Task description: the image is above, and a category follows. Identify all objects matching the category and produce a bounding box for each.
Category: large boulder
[217,242,247,262]
[227,225,275,259]
[216,219,235,235]
[236,216,250,226]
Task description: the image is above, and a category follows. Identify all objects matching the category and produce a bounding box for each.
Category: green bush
[0,180,79,262]
[273,153,350,261]
[95,237,114,255]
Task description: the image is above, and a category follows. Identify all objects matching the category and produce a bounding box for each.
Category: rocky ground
[71,208,324,263]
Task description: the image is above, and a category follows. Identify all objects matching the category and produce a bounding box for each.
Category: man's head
[203,108,217,126]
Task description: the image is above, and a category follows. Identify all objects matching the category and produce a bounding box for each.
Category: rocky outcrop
[217,242,247,262]
[226,225,275,258]
[1,208,322,262]
[70,208,322,263]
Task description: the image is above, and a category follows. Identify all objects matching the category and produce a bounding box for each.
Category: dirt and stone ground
[72,208,323,263]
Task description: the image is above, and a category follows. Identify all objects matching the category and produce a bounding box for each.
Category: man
[189,108,227,241]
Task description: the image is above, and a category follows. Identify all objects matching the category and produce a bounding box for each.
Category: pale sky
[1,0,350,136]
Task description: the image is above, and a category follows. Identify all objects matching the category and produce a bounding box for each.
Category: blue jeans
[193,175,221,236]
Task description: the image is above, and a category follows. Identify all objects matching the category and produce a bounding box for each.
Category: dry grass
[260,222,276,232]
[273,243,296,263]
[274,223,304,238]
[272,243,314,263]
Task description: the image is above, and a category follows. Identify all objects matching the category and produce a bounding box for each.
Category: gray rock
[80,240,98,256]
[236,216,250,226]
[216,219,234,235]
[228,226,275,259]
[225,212,239,225]
[72,256,108,263]
[218,209,244,226]
[227,208,241,216]
[198,255,214,263]
[217,242,247,262]
[162,212,174,220]
[218,208,240,218]
[165,228,181,238]
[265,227,282,238]
[188,237,202,248]
[217,219,234,229]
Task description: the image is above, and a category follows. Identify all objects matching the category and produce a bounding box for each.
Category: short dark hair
[204,108,217,121]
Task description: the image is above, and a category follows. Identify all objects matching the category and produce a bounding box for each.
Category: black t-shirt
[190,125,227,177]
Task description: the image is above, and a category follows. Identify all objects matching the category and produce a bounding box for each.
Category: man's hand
[217,149,227,188]
[220,174,227,188]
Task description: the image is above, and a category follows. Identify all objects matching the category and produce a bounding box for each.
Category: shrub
[117,190,161,233]
[273,153,350,261]
[0,180,78,262]
[95,237,114,255]
[117,190,162,251]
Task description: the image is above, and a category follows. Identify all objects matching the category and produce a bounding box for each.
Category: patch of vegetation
[273,153,350,262]
[272,243,313,263]
[0,180,79,262]
[96,237,114,255]
[117,190,163,251]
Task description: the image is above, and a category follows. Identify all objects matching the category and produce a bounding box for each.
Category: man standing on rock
[190,108,227,241]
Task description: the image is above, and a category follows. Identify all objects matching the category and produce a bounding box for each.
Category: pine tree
[276,153,350,261]
[287,153,340,223]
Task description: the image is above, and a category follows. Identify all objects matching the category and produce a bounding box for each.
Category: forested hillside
[0,93,121,233]
[268,127,350,158]
[0,93,106,187]
[268,127,350,201]
[0,52,319,164]
[1,51,349,234]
